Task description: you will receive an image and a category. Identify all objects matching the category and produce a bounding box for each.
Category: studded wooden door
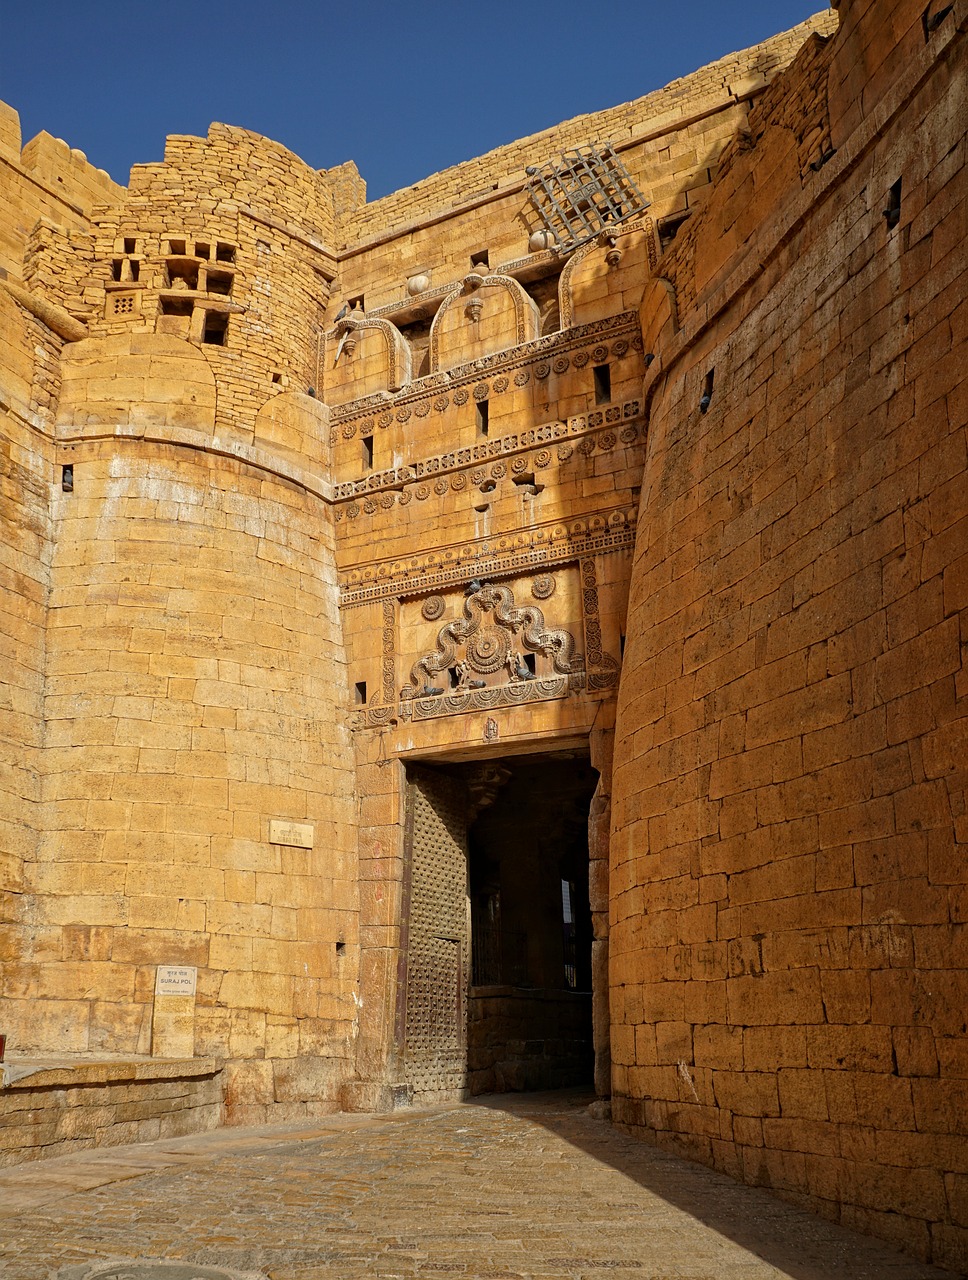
[403,766,469,1101]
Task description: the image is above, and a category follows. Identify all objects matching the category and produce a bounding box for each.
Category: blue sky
[5,1,831,199]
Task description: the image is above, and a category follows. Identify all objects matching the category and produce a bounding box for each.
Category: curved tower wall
[3,119,362,1118]
[610,0,967,1265]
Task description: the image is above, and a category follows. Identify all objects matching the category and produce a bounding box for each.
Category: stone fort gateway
[0,0,966,1270]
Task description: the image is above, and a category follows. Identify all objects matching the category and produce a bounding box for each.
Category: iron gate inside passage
[403,766,469,1101]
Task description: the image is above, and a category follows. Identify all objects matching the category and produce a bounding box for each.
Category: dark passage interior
[463,753,598,1095]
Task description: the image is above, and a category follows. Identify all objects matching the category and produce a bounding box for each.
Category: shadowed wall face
[610,0,967,1268]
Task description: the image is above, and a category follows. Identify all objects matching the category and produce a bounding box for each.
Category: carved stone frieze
[340,507,638,608]
[580,557,620,674]
[333,402,642,506]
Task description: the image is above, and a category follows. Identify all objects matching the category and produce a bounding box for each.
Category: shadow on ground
[472,1089,955,1280]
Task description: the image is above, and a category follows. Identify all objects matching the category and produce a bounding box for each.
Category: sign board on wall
[269,820,315,848]
[155,965,198,996]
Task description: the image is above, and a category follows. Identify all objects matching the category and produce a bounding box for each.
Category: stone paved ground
[0,1092,958,1280]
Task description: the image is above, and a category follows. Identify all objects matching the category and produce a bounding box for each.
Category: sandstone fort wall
[0,2,965,1267]
[610,0,967,1267]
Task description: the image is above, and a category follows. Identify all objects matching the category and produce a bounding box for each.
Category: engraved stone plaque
[154,965,197,996]
[269,819,314,848]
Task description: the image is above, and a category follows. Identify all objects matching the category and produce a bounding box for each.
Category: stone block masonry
[0,2,965,1272]
[0,1059,222,1166]
[611,0,968,1269]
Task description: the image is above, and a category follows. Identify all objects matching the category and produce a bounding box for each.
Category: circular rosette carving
[490,461,507,479]
[534,361,551,379]
[612,338,630,357]
[511,456,529,474]
[599,432,616,451]
[422,595,446,621]
[578,438,596,456]
[396,407,412,422]
[398,490,412,505]
[573,351,590,368]
[534,448,552,469]
[378,411,393,428]
[557,443,574,462]
[451,474,467,491]
[453,388,470,405]
[531,574,556,600]
[414,400,431,417]
[433,396,449,412]
[466,626,510,675]
[347,502,360,518]
[620,425,637,443]
[493,376,509,393]
[552,355,570,374]
[415,484,430,501]
[363,498,376,514]
[433,479,448,496]
[342,424,357,439]
[514,370,530,386]
[632,333,644,351]
[592,344,609,362]
[471,468,486,485]
[473,382,490,401]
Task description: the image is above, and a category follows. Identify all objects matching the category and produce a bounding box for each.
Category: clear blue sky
[5,1,831,200]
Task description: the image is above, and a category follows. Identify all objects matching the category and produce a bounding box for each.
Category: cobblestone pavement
[0,1092,957,1280]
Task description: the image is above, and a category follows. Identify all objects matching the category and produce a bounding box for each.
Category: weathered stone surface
[0,0,964,1269]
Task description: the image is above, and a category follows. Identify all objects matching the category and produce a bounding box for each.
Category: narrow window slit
[593,364,611,405]
[700,368,715,414]
[883,177,903,230]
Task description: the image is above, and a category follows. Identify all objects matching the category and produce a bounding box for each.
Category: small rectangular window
[470,250,489,269]
[593,364,611,405]
[206,270,233,296]
[476,399,489,437]
[354,681,367,705]
[123,237,136,254]
[215,242,236,263]
[160,297,193,316]
[61,464,74,493]
[202,312,228,345]
[195,242,211,259]
[361,435,374,470]
[657,210,690,251]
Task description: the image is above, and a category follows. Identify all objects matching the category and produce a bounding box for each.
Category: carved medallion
[408,580,582,700]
